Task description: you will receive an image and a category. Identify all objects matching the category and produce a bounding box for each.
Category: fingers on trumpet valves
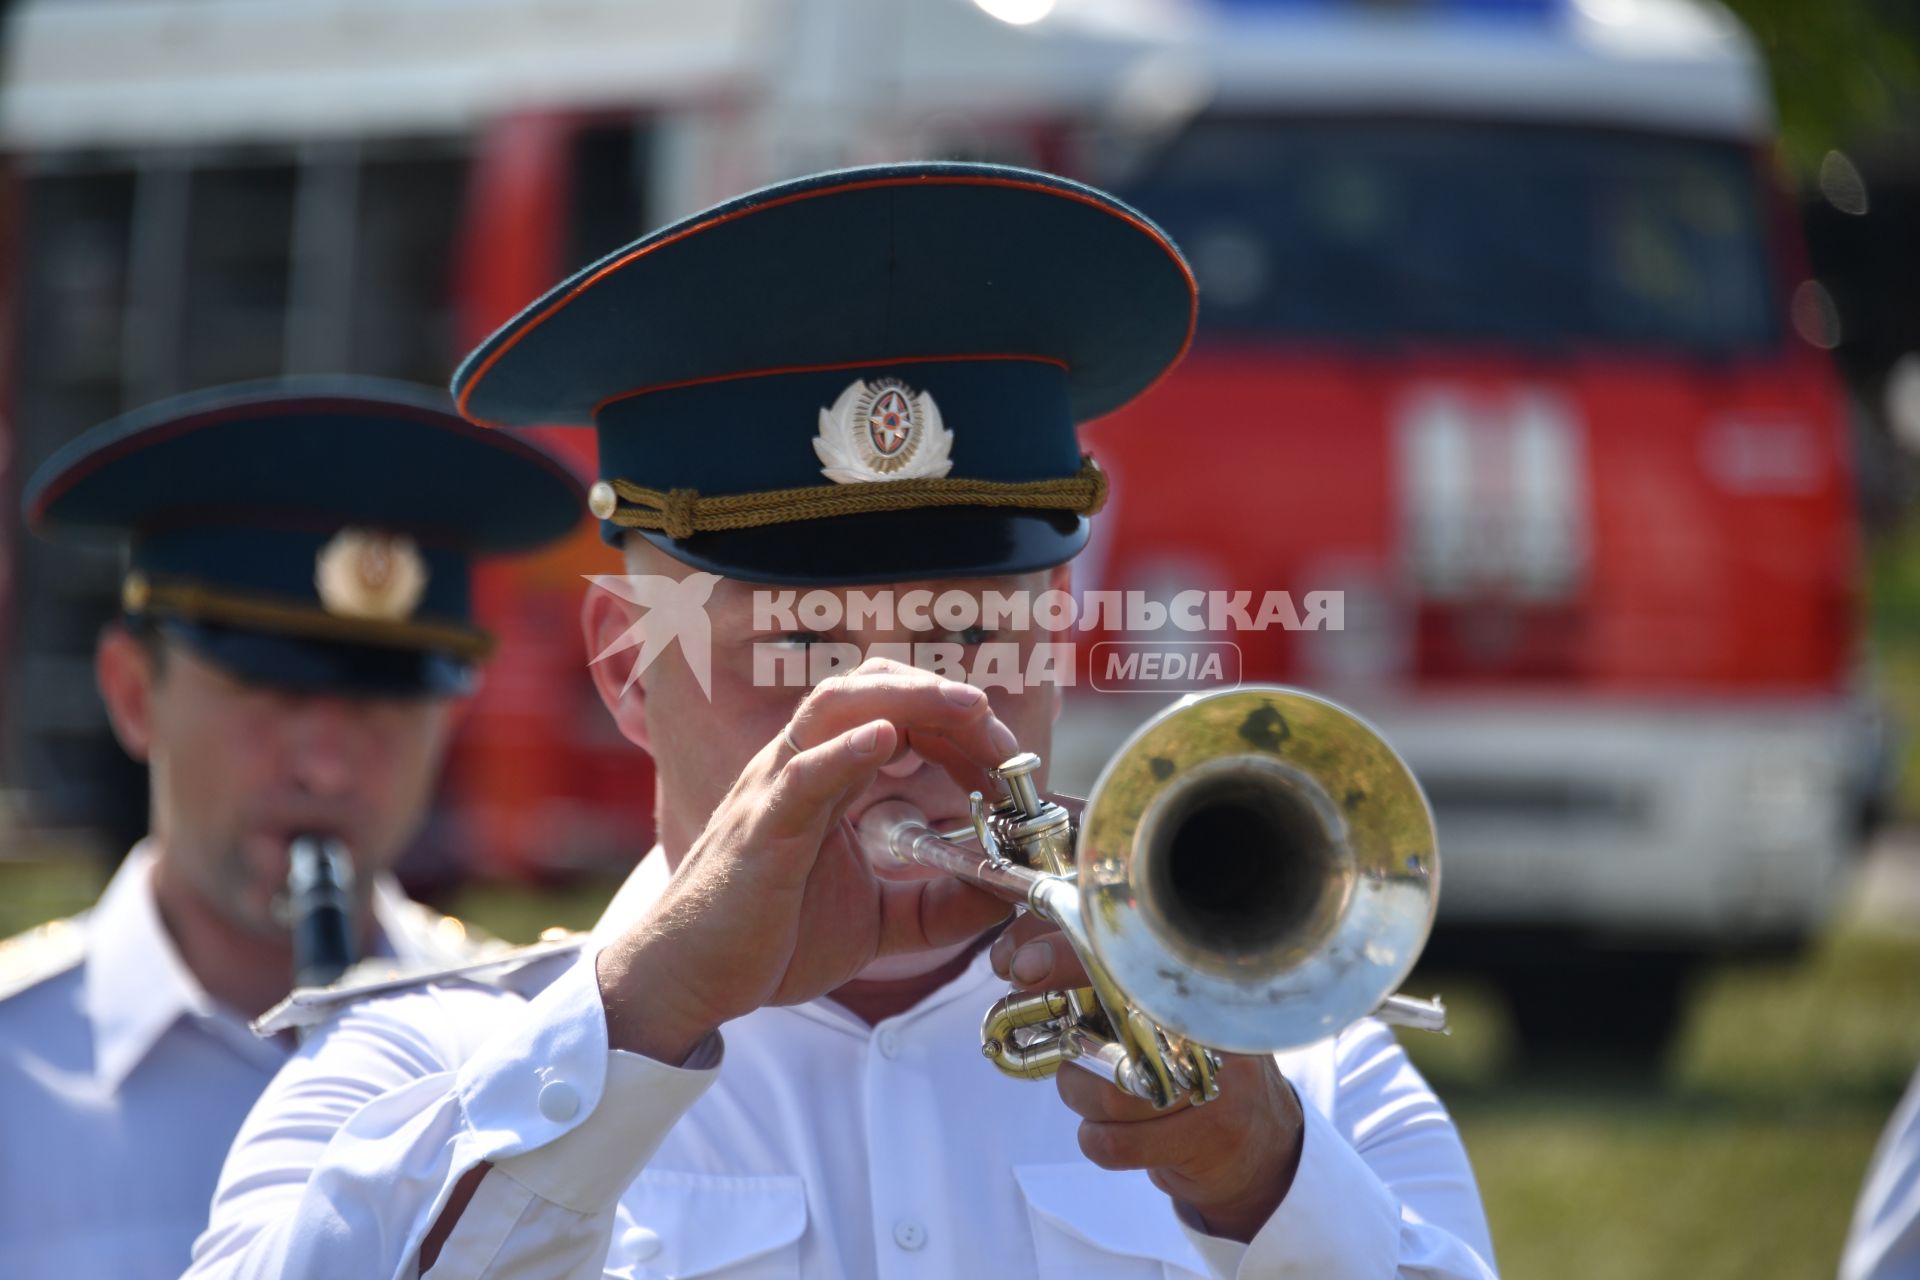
[991,912,1081,989]
[1158,1038,1220,1106]
[779,661,1015,782]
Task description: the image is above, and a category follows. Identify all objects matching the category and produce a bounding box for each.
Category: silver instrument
[858,686,1445,1109]
[288,835,357,990]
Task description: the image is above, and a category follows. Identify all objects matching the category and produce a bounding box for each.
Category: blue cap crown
[452,162,1195,585]
[26,377,585,694]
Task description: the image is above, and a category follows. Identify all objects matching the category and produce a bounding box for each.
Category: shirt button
[537,1079,581,1122]
[893,1219,927,1251]
[877,1028,901,1059]
[623,1225,662,1261]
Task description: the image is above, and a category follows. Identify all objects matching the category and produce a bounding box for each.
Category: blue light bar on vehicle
[1208,0,1561,20]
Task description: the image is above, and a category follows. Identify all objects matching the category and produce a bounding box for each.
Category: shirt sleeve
[1843,1066,1920,1280]
[186,955,717,1280]
[1178,1019,1499,1279]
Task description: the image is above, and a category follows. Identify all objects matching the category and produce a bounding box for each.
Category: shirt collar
[790,937,1006,1037]
[83,840,225,1089]
[83,842,441,1088]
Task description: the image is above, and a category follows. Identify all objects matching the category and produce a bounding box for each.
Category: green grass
[0,860,622,944]
[1674,928,1920,1102]
[1399,924,1920,1280]
[442,874,623,944]
[1459,1096,1880,1280]
[1869,518,1920,818]
[1877,645,1920,819]
[0,854,110,937]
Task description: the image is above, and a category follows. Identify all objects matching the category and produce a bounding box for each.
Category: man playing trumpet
[193,165,1498,1278]
[0,380,583,1277]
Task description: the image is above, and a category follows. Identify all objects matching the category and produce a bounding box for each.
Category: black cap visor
[155,619,475,699]
[626,507,1087,588]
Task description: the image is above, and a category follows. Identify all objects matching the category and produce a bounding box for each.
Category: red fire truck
[0,0,1879,1047]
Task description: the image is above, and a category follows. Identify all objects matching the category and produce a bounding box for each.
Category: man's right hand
[595,658,1018,1064]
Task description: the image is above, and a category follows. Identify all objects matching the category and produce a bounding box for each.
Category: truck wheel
[1498,951,1699,1070]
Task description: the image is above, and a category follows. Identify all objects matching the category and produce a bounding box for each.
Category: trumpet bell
[1076,687,1438,1053]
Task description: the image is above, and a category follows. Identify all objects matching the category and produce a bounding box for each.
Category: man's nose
[284,698,359,795]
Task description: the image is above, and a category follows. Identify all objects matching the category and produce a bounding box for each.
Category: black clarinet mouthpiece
[288,835,357,990]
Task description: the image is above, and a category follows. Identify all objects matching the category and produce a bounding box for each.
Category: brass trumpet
[858,686,1446,1109]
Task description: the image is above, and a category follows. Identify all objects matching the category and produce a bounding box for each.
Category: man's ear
[95,623,158,763]
[582,586,652,753]
[442,684,477,734]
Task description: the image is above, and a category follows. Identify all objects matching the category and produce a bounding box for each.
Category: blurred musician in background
[0,379,581,1277]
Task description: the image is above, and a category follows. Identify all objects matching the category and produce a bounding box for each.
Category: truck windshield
[1107,118,1779,355]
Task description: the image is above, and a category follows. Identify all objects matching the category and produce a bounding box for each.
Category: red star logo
[868,390,911,455]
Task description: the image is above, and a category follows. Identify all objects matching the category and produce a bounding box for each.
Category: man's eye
[951,626,996,646]
[772,631,827,650]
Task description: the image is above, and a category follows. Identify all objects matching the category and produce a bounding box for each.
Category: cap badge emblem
[315,528,428,621]
[814,377,954,483]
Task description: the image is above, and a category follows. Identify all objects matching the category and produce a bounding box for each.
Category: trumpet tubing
[860,686,1444,1108]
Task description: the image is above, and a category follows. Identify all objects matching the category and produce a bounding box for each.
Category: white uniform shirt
[1845,1067,1920,1279]
[0,841,482,1279]
[191,850,1497,1279]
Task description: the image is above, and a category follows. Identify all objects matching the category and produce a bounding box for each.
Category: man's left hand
[989,914,1306,1243]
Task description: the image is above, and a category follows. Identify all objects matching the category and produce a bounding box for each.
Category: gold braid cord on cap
[123,575,494,660]
[593,455,1109,539]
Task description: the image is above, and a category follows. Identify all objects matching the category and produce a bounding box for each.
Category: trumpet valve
[991,751,1047,817]
[979,987,1081,1081]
